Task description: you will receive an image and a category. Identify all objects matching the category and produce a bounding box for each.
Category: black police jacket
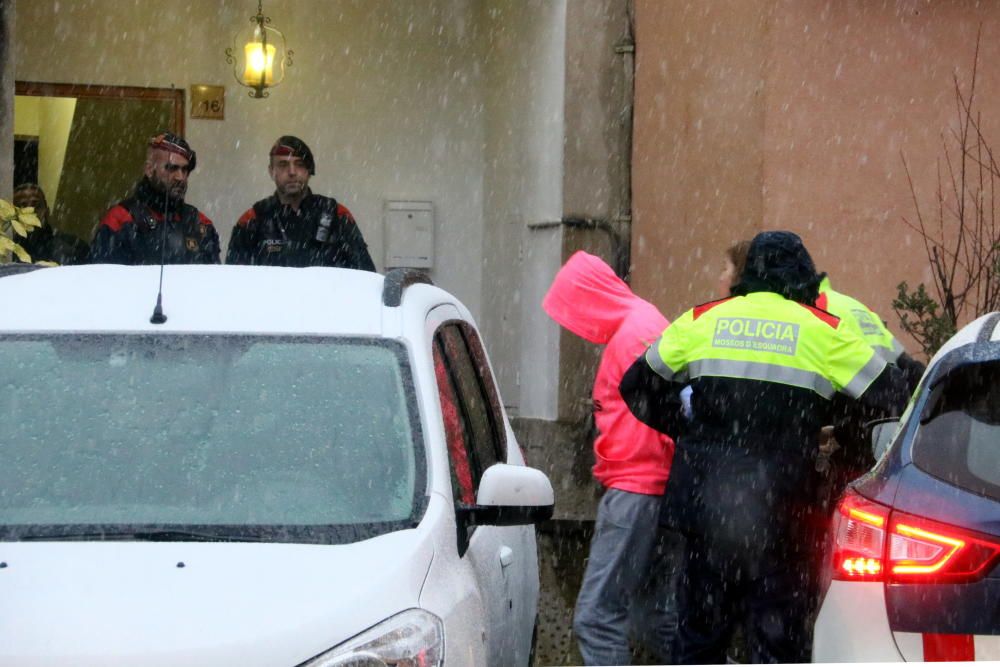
[225,190,375,270]
[88,179,220,265]
[19,223,89,266]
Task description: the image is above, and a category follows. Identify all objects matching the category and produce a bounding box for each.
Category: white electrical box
[384,200,434,269]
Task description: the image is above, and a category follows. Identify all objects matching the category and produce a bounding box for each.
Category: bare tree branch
[895,26,998,355]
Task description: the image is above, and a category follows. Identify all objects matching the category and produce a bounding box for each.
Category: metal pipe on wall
[616,0,636,283]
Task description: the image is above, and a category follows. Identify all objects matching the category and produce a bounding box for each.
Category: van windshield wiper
[18,529,268,542]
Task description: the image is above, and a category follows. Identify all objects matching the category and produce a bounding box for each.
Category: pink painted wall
[633,0,1000,354]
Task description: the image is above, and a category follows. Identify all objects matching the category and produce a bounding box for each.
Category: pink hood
[542,250,643,345]
[543,251,674,495]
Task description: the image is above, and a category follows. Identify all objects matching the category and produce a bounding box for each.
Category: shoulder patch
[693,297,733,320]
[336,203,356,224]
[197,211,214,227]
[99,205,133,233]
[798,302,840,329]
[236,208,256,227]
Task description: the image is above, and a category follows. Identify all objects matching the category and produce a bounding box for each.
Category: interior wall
[37,97,76,207]
[481,0,566,418]
[0,0,13,195]
[12,94,37,135]
[13,95,77,208]
[14,0,486,316]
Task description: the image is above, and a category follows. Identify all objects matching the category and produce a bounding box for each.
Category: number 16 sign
[190,85,225,120]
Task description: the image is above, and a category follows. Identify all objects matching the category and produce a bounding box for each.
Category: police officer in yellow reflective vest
[817,275,924,378]
[621,231,909,663]
[817,275,925,497]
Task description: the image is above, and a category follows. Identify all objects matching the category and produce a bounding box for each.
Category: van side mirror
[868,418,900,460]
[455,463,554,557]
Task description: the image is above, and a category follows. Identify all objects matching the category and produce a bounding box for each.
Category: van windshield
[0,334,425,544]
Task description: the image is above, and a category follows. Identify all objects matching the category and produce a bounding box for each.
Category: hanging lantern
[225,0,293,99]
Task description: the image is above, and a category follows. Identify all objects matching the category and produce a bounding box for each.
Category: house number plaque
[190,85,225,120]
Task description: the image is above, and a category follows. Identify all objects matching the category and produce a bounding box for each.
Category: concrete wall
[14,0,486,317]
[563,0,632,222]
[632,0,1000,346]
[632,0,767,318]
[762,1,1000,335]
[478,0,633,421]
[557,0,633,423]
[480,0,566,418]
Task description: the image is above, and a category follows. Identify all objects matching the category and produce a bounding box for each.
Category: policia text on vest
[712,317,799,356]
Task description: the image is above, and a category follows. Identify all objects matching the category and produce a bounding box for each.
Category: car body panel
[813,581,902,661]
[0,532,432,667]
[893,631,1000,661]
[418,492,490,666]
[0,265,546,666]
[813,311,1000,662]
[0,265,394,335]
[890,466,1000,553]
[419,302,539,666]
[883,434,1000,643]
[887,577,1000,635]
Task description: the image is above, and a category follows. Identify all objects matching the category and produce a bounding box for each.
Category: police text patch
[851,308,882,337]
[712,317,800,355]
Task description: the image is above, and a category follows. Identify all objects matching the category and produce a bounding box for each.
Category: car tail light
[889,511,1000,583]
[831,490,890,580]
[830,490,1000,584]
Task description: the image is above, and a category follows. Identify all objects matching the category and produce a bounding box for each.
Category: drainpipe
[614,0,636,283]
[527,217,628,280]
[529,2,636,283]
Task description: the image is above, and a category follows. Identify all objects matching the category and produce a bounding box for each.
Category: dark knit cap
[730,231,825,306]
[269,135,316,175]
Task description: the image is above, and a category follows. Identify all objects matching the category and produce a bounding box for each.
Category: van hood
[0,530,433,667]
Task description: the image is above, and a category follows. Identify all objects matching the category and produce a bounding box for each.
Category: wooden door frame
[15,81,185,135]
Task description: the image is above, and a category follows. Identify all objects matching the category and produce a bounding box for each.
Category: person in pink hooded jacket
[543,250,680,665]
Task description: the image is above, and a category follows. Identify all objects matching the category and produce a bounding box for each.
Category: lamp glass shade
[243,41,276,86]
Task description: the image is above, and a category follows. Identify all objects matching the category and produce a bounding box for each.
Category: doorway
[13,82,184,242]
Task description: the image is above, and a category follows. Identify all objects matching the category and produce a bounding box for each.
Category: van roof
[0,265,401,336]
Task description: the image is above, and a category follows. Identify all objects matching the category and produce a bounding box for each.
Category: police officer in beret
[89,132,220,265]
[226,135,375,270]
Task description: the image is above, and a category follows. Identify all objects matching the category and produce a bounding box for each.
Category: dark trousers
[675,542,813,664]
[664,445,820,664]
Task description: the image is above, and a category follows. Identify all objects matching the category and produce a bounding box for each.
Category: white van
[0,264,553,667]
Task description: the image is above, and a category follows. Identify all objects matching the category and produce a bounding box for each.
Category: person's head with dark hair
[730,230,825,305]
[144,131,196,204]
[12,183,49,226]
[269,135,315,174]
[717,239,752,298]
[268,136,315,207]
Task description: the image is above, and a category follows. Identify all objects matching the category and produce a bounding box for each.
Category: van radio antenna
[150,112,173,324]
[149,188,168,324]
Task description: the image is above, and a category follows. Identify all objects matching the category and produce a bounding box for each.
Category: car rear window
[0,334,425,544]
[912,360,1000,502]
